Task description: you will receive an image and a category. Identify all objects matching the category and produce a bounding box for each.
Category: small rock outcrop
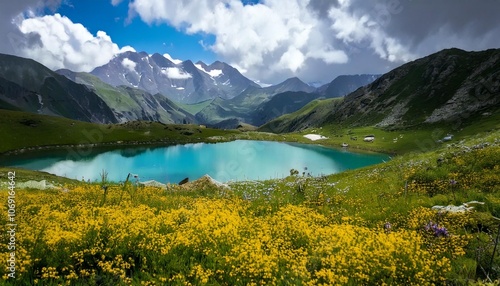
[180,174,230,191]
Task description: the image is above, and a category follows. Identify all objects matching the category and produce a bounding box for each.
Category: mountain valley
[0,51,381,128]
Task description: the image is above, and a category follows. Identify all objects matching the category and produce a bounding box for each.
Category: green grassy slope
[194,97,247,124]
[0,110,237,154]
[0,54,118,123]
[324,48,500,128]
[73,72,140,110]
[262,49,499,133]
[68,72,195,124]
[231,129,500,220]
[259,98,343,133]
[260,96,499,155]
[259,49,500,154]
[176,99,214,115]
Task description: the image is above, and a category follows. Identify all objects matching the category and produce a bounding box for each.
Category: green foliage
[289,168,299,176]
[175,99,214,115]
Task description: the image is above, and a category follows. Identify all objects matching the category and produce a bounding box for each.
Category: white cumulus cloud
[128,0,348,82]
[278,47,305,72]
[121,58,136,72]
[327,0,415,63]
[161,67,192,79]
[16,13,135,72]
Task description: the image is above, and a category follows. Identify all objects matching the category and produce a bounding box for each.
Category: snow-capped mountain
[91,51,259,104]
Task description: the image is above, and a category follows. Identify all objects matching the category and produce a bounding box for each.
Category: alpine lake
[1,140,390,183]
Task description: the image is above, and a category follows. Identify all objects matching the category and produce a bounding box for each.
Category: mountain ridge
[4,48,496,132]
[2,52,364,127]
[317,74,381,98]
[261,48,500,133]
[56,69,196,124]
[0,53,118,123]
[90,51,260,104]
[193,74,379,127]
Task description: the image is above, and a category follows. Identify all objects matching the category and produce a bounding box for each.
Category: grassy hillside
[176,99,214,115]
[194,97,247,124]
[260,98,343,133]
[262,49,500,137]
[59,72,196,124]
[72,72,139,110]
[261,110,500,155]
[251,91,321,126]
[326,48,500,128]
[0,54,118,123]
[0,110,237,155]
[194,78,319,126]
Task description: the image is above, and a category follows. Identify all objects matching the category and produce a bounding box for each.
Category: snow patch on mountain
[253,79,273,87]
[208,69,223,77]
[194,64,223,77]
[145,56,154,70]
[163,53,183,65]
[194,64,205,72]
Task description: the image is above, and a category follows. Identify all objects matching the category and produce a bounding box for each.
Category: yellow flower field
[0,184,461,285]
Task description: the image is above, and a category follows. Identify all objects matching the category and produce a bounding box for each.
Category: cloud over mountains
[16,13,135,72]
[1,0,499,83]
[129,0,350,78]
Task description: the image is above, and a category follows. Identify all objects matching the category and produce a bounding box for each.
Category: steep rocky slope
[262,48,499,132]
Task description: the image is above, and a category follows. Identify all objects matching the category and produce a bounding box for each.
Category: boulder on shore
[139,180,167,188]
[180,174,230,191]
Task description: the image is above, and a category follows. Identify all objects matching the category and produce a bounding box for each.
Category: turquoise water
[1,140,390,183]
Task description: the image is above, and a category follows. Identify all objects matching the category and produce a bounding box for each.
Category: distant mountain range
[2,48,498,132]
[317,74,381,97]
[0,50,379,127]
[261,48,500,133]
[194,75,379,127]
[90,51,259,104]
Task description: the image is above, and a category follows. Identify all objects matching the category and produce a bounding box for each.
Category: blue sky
[56,1,217,64]
[0,0,499,84]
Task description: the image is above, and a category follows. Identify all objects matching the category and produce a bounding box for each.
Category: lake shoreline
[1,132,396,158]
[2,139,390,184]
[0,137,233,157]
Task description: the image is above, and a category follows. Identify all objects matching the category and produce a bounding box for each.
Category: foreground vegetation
[1,129,499,285]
